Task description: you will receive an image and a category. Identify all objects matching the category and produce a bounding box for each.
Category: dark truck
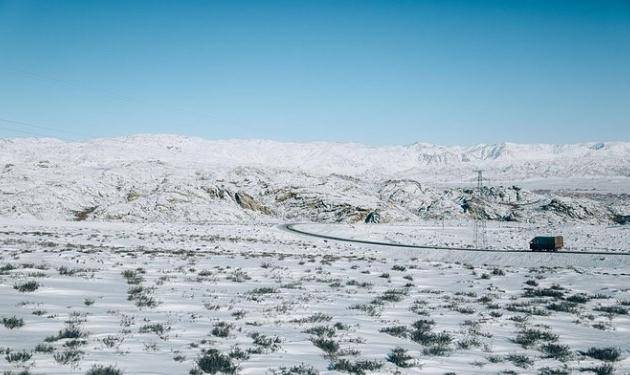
[529,236,564,252]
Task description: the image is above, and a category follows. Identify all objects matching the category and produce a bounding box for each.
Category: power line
[0,117,91,139]
[473,170,487,249]
[0,124,53,138]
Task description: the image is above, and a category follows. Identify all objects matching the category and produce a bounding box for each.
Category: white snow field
[0,220,629,375]
[0,136,629,224]
[0,136,629,375]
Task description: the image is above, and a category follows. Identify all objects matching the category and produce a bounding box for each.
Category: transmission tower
[473,170,487,248]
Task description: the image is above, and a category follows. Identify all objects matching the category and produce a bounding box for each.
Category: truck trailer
[529,236,564,252]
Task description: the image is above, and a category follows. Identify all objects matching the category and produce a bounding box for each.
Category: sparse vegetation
[513,327,558,348]
[194,349,237,374]
[580,347,621,362]
[13,281,39,292]
[386,347,414,368]
[211,321,233,338]
[2,316,24,329]
[85,365,123,375]
[329,359,383,374]
[540,343,573,361]
[311,337,339,355]
[5,350,32,363]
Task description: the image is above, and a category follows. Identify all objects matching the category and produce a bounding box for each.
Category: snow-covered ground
[1,220,629,374]
[1,136,629,224]
[0,136,629,374]
[294,221,630,254]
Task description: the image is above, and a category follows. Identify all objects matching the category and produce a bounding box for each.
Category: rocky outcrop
[365,211,381,224]
[234,191,271,215]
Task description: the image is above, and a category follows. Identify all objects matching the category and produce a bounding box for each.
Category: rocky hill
[0,135,628,224]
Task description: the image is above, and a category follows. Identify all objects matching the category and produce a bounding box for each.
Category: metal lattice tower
[473,170,487,248]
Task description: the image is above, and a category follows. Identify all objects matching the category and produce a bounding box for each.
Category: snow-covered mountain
[0,135,628,224]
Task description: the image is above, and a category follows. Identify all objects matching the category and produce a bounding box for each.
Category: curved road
[281,223,630,256]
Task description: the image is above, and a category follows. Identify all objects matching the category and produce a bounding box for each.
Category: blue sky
[0,0,629,144]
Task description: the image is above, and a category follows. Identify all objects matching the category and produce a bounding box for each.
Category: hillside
[0,135,629,224]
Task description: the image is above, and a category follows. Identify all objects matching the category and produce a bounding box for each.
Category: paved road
[280,223,630,256]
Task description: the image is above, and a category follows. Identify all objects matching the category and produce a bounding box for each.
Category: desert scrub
[349,303,382,317]
[504,354,534,368]
[45,323,86,342]
[524,279,538,287]
[386,347,414,368]
[58,266,91,276]
[379,325,408,338]
[329,359,383,375]
[250,333,282,352]
[546,301,579,313]
[211,321,233,337]
[579,364,615,375]
[13,280,40,292]
[85,365,123,375]
[228,346,249,360]
[492,268,505,276]
[121,269,144,284]
[409,319,453,356]
[304,325,336,338]
[595,304,629,315]
[53,349,84,365]
[506,301,550,316]
[249,287,277,294]
[579,347,622,362]
[565,293,590,304]
[537,367,570,375]
[193,349,237,374]
[0,263,16,273]
[290,313,332,324]
[512,327,558,348]
[2,316,24,329]
[456,337,482,349]
[345,280,373,289]
[139,323,168,335]
[227,269,251,282]
[127,285,158,308]
[34,343,54,353]
[311,337,339,355]
[5,350,32,363]
[271,364,318,375]
[102,336,123,348]
[523,285,565,299]
[410,299,430,316]
[373,288,408,303]
[540,343,573,361]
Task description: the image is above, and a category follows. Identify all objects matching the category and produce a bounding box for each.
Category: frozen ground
[1,136,629,374]
[1,220,629,375]
[1,136,629,225]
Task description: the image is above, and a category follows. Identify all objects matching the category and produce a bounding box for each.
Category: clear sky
[0,0,629,145]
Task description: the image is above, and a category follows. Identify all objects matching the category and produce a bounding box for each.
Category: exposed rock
[73,206,98,221]
[365,211,381,224]
[127,191,140,202]
[204,186,228,199]
[234,191,271,215]
[613,214,630,225]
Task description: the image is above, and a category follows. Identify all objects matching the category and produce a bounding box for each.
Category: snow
[0,220,629,374]
[0,135,629,374]
[0,135,629,224]
[1,135,629,181]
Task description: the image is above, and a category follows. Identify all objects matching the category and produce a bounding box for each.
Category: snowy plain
[0,136,629,374]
